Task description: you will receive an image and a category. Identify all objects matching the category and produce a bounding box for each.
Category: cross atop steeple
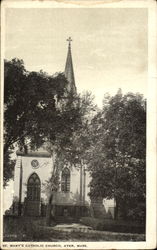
[66,37,72,48]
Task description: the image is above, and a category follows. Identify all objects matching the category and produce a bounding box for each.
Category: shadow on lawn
[3,215,145,242]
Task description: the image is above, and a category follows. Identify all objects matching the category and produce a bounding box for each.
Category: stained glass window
[61,168,70,192]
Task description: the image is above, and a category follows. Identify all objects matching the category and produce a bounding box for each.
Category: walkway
[53,223,145,238]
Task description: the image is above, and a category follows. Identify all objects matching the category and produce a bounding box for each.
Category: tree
[88,90,146,222]
[3,151,15,187]
[54,92,97,166]
[4,58,68,186]
[4,58,96,224]
[43,91,96,225]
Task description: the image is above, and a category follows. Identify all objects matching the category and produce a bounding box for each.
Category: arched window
[27,173,41,201]
[61,167,70,192]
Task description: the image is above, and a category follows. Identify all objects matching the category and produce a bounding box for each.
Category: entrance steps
[55,216,79,224]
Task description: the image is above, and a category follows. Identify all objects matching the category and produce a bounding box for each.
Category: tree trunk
[80,163,83,203]
[89,203,94,217]
[122,199,127,220]
[18,158,23,216]
[45,149,56,226]
[46,194,53,226]
[114,197,119,220]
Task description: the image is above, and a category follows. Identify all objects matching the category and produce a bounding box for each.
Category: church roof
[16,150,51,158]
[64,37,76,93]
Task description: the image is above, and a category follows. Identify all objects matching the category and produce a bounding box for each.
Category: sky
[5,8,148,107]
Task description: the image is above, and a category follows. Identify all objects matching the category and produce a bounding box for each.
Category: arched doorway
[27,173,41,201]
[25,173,41,216]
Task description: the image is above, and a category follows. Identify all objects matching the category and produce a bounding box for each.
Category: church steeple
[64,37,76,93]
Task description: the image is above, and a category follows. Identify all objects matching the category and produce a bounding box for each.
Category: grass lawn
[3,215,145,242]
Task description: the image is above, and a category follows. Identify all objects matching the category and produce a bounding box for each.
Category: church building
[12,38,115,220]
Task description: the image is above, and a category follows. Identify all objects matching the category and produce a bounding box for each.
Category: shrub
[127,202,146,223]
[80,217,145,234]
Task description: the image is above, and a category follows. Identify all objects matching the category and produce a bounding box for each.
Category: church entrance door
[25,173,41,216]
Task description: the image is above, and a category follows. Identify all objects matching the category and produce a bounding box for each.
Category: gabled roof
[16,150,51,158]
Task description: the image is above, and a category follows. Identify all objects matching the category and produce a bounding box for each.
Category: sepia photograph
[1,0,157,249]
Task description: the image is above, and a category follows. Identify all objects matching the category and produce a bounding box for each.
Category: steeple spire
[64,37,76,93]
